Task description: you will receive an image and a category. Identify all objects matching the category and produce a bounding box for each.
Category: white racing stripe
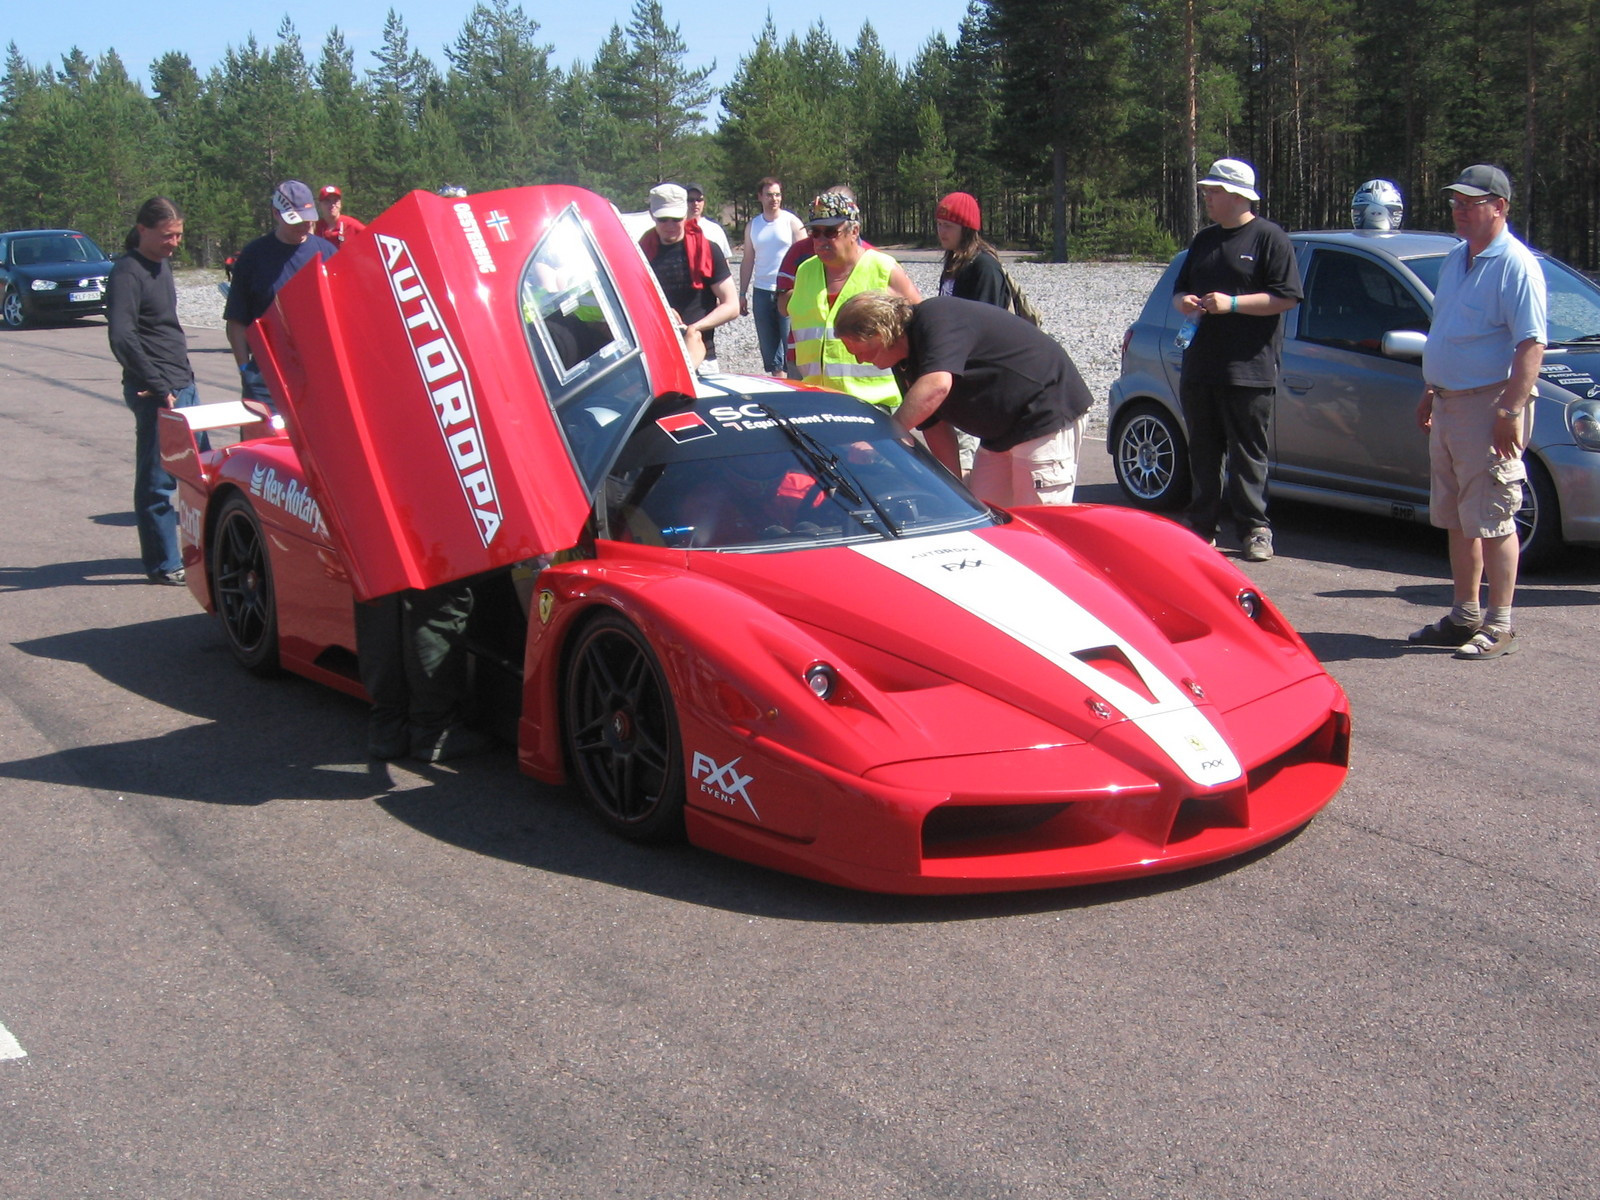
[851,531,1242,788]
[0,1021,25,1060]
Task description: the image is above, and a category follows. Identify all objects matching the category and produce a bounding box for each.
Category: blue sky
[7,1,978,120]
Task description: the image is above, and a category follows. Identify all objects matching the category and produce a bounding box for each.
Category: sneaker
[1454,626,1518,660]
[1408,615,1481,647]
[147,568,186,586]
[410,725,495,764]
[1242,527,1273,562]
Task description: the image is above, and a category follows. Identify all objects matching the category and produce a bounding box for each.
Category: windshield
[602,397,995,551]
[11,233,106,266]
[1538,255,1600,343]
[1402,251,1600,343]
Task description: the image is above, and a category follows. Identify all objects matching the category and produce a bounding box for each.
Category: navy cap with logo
[271,180,317,225]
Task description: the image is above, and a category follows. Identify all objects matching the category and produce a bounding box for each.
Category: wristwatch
[1495,407,1523,420]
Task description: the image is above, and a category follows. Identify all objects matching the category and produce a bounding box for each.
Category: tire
[2,287,26,329]
[1514,454,1562,572]
[210,494,281,674]
[1112,400,1192,511]
[563,613,685,842]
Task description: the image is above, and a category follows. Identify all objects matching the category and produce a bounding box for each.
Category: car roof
[1291,229,1461,258]
[1,229,91,238]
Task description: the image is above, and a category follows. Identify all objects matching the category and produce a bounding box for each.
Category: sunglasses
[809,225,848,240]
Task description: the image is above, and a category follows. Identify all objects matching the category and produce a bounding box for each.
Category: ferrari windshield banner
[376,232,504,547]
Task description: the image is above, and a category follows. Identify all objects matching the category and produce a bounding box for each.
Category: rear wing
[157,401,275,490]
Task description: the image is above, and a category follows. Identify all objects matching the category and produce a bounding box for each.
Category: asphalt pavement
[1,318,1596,1199]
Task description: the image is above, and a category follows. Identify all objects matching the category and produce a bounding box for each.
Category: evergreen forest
[3,0,1592,267]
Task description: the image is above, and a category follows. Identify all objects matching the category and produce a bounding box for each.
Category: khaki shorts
[1429,387,1526,538]
[967,416,1084,508]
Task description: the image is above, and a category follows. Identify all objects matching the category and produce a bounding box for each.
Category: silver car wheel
[1113,402,1191,510]
[2,287,25,329]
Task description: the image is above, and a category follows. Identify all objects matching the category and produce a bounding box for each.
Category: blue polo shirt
[1422,228,1546,391]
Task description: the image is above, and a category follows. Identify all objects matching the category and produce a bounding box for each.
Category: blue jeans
[127,382,200,575]
[752,288,788,375]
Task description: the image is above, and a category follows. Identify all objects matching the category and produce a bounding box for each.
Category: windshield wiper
[756,403,904,537]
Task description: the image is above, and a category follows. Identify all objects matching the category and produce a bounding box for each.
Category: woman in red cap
[935,192,1008,308]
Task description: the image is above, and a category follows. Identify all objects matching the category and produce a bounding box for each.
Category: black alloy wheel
[563,613,685,842]
[211,494,280,674]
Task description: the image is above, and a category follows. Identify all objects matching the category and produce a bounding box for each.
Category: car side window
[1299,250,1429,355]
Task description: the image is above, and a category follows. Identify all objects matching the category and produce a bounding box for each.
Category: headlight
[30,279,57,292]
[803,662,838,700]
[1569,399,1600,451]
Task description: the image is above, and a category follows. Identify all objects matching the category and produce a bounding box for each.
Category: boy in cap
[223,180,336,410]
[638,182,738,373]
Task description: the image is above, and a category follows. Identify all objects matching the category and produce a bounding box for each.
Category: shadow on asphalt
[4,611,1299,923]
[1,553,158,590]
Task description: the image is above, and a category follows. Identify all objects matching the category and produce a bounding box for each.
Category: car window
[520,205,651,492]
[1299,250,1429,354]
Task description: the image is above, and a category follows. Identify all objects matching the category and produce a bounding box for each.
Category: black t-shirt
[897,296,1092,451]
[1173,216,1302,387]
[649,238,731,358]
[222,231,337,326]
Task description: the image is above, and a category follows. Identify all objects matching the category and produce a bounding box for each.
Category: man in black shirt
[107,196,202,584]
[638,183,738,373]
[836,292,1092,507]
[223,180,336,411]
[1173,157,1303,561]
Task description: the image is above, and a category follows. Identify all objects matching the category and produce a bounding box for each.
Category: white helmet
[438,185,468,199]
[1352,179,1403,229]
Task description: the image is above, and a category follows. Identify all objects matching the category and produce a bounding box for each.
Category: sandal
[1409,616,1480,646]
[1454,627,1518,660]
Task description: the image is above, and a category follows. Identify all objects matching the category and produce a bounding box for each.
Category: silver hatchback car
[1108,229,1600,567]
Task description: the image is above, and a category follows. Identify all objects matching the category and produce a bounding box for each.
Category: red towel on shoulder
[639,220,715,288]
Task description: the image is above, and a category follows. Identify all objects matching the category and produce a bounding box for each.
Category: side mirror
[1382,329,1427,361]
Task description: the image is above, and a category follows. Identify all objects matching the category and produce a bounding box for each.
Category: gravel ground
[178,257,1168,437]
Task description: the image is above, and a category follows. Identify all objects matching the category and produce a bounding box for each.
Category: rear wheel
[1112,400,1191,511]
[211,494,280,674]
[2,287,26,329]
[563,613,685,842]
[1514,455,1561,571]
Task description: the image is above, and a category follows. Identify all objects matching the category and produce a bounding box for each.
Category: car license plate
[70,290,103,302]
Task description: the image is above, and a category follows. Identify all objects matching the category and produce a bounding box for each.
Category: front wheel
[1112,400,1192,511]
[1514,455,1562,572]
[210,494,280,674]
[2,287,26,329]
[563,613,685,842]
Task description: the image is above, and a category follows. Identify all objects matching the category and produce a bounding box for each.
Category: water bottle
[1174,312,1201,350]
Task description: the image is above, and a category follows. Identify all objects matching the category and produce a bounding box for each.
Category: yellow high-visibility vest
[789,250,902,406]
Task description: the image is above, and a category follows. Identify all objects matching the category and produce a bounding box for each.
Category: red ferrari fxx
[160,186,1348,894]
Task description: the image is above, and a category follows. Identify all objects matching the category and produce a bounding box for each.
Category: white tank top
[748,211,799,291]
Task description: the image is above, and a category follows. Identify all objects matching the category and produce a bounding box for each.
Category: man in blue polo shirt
[1411,165,1547,660]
